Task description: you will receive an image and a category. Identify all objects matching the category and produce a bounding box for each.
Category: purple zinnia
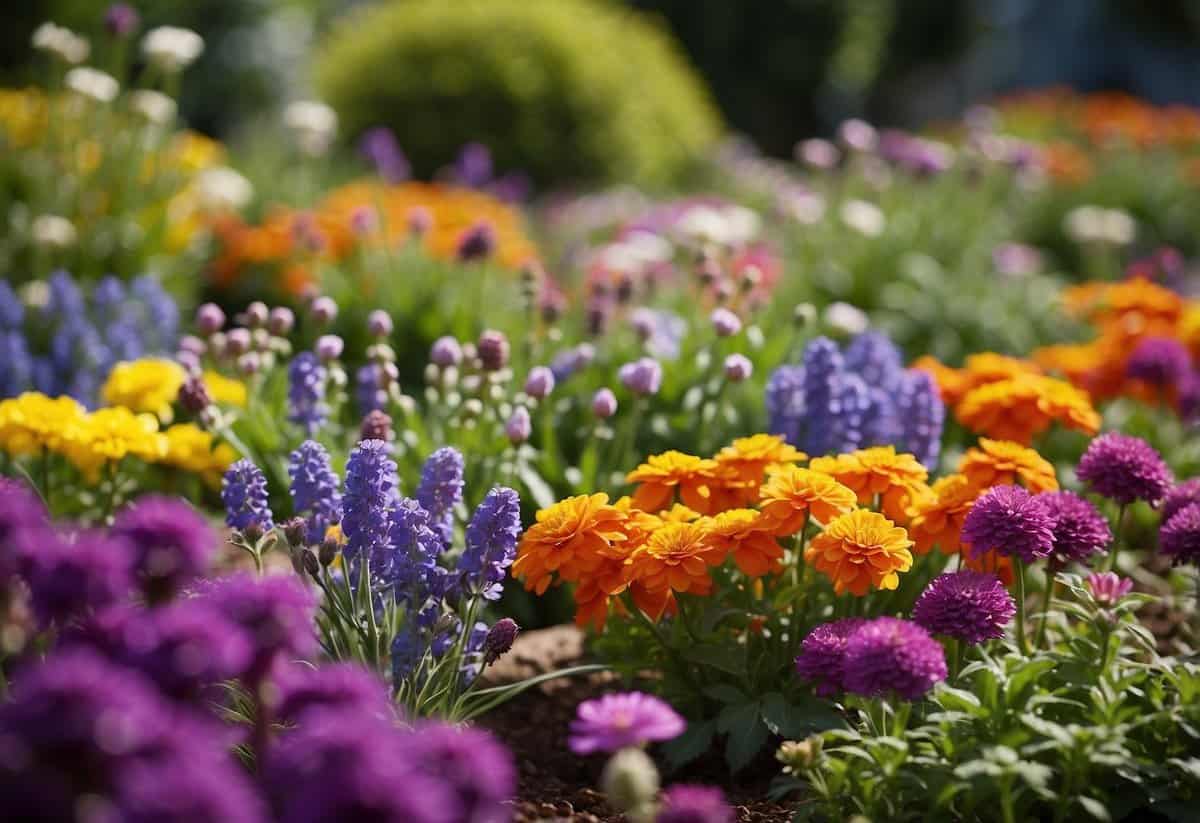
[657,784,735,823]
[408,724,516,823]
[1160,503,1200,565]
[287,351,329,436]
[417,447,465,548]
[618,357,663,396]
[961,484,1055,564]
[568,692,685,755]
[342,440,399,563]
[1163,479,1200,523]
[1039,490,1112,564]
[842,617,947,700]
[111,496,215,603]
[271,662,394,725]
[912,571,1015,644]
[22,529,132,627]
[1126,336,1191,387]
[459,487,521,600]
[794,618,866,697]
[289,440,343,545]
[1076,433,1173,506]
[221,459,274,534]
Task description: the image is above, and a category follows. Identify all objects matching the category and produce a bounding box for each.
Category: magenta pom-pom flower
[568,691,685,754]
[1076,433,1172,506]
[795,618,866,697]
[657,784,735,823]
[1160,503,1200,565]
[961,484,1055,564]
[912,571,1015,644]
[1162,479,1200,524]
[842,617,947,701]
[1038,490,1112,564]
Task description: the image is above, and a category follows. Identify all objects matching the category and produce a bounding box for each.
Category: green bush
[314,0,723,187]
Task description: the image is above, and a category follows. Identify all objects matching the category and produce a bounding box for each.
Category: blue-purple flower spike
[766,364,805,447]
[417,447,465,548]
[897,369,945,470]
[289,440,343,544]
[844,331,904,395]
[342,440,398,563]
[801,336,844,456]
[221,459,274,533]
[288,351,329,436]
[459,487,522,601]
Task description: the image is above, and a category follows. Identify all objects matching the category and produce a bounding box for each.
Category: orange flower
[705,509,784,577]
[512,493,628,595]
[714,434,806,502]
[758,465,857,536]
[808,447,929,523]
[906,474,981,555]
[624,522,726,616]
[955,373,1099,444]
[910,356,970,405]
[963,549,1015,586]
[804,510,914,596]
[626,450,739,515]
[659,503,703,523]
[958,439,1059,494]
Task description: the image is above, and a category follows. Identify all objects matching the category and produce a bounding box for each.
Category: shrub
[314,0,723,188]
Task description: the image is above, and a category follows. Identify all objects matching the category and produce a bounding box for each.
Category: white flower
[779,188,825,225]
[839,199,886,237]
[673,203,761,247]
[1064,205,1136,246]
[600,230,673,272]
[64,67,119,103]
[194,167,253,212]
[141,26,204,72]
[31,22,89,64]
[128,90,176,125]
[283,101,338,157]
[31,214,77,249]
[824,302,869,336]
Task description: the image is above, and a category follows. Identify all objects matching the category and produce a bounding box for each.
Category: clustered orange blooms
[208,180,540,296]
[913,352,1101,445]
[513,435,1061,628]
[1031,276,1200,409]
[996,88,1200,153]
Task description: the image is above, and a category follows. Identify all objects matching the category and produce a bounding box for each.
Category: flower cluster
[796,617,947,700]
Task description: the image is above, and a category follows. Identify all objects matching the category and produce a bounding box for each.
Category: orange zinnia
[624,522,726,612]
[955,373,1100,444]
[626,450,739,515]
[963,548,1015,586]
[512,493,628,595]
[714,434,807,503]
[906,474,981,555]
[804,509,914,596]
[758,465,858,536]
[808,447,929,524]
[705,509,784,577]
[958,438,1059,493]
[910,355,970,406]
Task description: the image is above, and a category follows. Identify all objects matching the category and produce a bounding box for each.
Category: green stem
[1106,504,1128,573]
[1014,559,1030,656]
[1035,561,1059,651]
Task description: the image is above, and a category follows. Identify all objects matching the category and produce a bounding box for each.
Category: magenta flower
[1160,503,1200,565]
[1085,572,1134,605]
[657,784,734,823]
[961,484,1055,564]
[795,618,866,697]
[912,571,1015,644]
[842,617,947,701]
[1039,491,1112,564]
[1076,433,1172,506]
[1162,479,1200,524]
[568,691,685,754]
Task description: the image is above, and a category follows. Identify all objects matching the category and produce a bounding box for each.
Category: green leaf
[704,684,748,704]
[725,714,769,773]
[661,719,715,770]
[1077,796,1111,821]
[684,644,746,677]
[936,686,983,715]
[1006,659,1057,707]
[515,461,556,510]
[761,693,844,737]
[718,701,760,735]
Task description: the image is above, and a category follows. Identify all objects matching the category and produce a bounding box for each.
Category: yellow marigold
[955,373,1100,444]
[626,450,740,515]
[161,423,236,487]
[808,447,929,524]
[0,393,88,456]
[624,521,726,598]
[757,465,857,536]
[201,370,247,407]
[958,438,1059,494]
[714,434,807,503]
[65,407,167,482]
[512,493,628,595]
[1180,302,1200,360]
[102,359,187,422]
[704,509,784,577]
[804,509,913,596]
[906,474,981,555]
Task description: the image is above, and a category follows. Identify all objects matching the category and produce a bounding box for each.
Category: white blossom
[194,167,254,212]
[128,90,176,125]
[824,302,870,336]
[283,101,338,157]
[31,214,77,249]
[141,26,204,72]
[65,67,119,103]
[32,22,89,64]
[839,199,886,237]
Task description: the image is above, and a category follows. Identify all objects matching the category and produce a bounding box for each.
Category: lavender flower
[359,126,411,183]
[863,385,902,450]
[409,724,516,823]
[1085,571,1134,605]
[766,364,805,446]
[1126,337,1191,387]
[272,662,394,725]
[1039,491,1112,564]
[1160,503,1200,565]
[842,617,947,700]
[568,691,686,754]
[1076,433,1173,506]
[505,406,531,444]
[111,495,215,602]
[795,618,866,697]
[459,487,521,600]
[289,440,343,545]
[592,387,618,418]
[912,571,1015,644]
[896,369,945,469]
[657,785,735,823]
[221,459,274,533]
[287,351,328,435]
[618,357,663,396]
[416,447,465,548]
[524,366,555,399]
[961,484,1055,563]
[355,363,387,415]
[1162,478,1200,523]
[342,440,399,563]
[22,530,132,627]
[380,497,443,597]
[844,331,903,395]
[829,371,872,453]
[801,336,843,455]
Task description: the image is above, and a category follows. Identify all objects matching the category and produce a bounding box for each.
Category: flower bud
[724,353,753,382]
[592,388,618,419]
[601,748,660,817]
[242,301,269,328]
[236,352,261,376]
[505,406,532,445]
[318,535,339,567]
[282,517,308,549]
[179,335,206,356]
[430,336,463,368]
[226,327,251,355]
[523,366,555,400]
[177,375,212,414]
[310,296,338,325]
[407,206,433,237]
[456,220,496,261]
[242,521,265,544]
[359,410,393,443]
[367,309,393,338]
[268,306,295,336]
[477,330,510,371]
[711,307,742,337]
[195,303,226,335]
[104,3,140,37]
[483,618,519,666]
[777,736,824,774]
[301,549,320,578]
[315,334,344,363]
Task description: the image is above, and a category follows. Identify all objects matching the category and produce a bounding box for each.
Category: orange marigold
[512,493,628,595]
[906,474,981,555]
[714,434,807,503]
[808,447,929,524]
[624,522,726,611]
[955,373,1100,444]
[910,355,970,405]
[626,450,740,515]
[804,509,914,596]
[758,465,858,536]
[958,438,1059,493]
[705,509,784,577]
[963,549,1015,586]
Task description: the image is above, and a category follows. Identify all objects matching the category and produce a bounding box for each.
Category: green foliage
[314,0,723,187]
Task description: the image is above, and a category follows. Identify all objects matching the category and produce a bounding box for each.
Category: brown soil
[478,626,795,822]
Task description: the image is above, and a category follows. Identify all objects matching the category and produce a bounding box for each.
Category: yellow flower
[955,373,1100,444]
[957,438,1059,494]
[65,407,167,482]
[758,465,858,536]
[0,393,88,456]
[714,434,807,503]
[162,423,236,487]
[202,370,247,407]
[808,446,929,524]
[805,509,913,596]
[102,359,187,422]
[625,450,740,515]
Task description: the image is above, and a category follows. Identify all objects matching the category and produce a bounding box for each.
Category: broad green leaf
[718,701,760,735]
[704,684,748,704]
[661,719,715,770]
[684,644,746,677]
[725,715,770,773]
[1077,796,1111,821]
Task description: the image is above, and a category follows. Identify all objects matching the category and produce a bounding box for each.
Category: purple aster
[416,447,465,547]
[961,484,1055,564]
[1085,571,1134,605]
[618,357,663,396]
[221,459,274,533]
[289,440,343,545]
[842,617,947,701]
[111,495,215,603]
[22,529,132,627]
[271,662,394,725]
[800,336,844,456]
[1076,433,1173,506]
[1038,490,1112,564]
[844,331,904,395]
[794,618,866,697]
[1163,479,1200,523]
[766,364,806,447]
[358,126,411,183]
[408,724,516,823]
[1126,336,1191,387]
[896,369,945,470]
[342,440,399,563]
[568,691,686,754]
[264,709,452,823]
[657,784,735,823]
[912,571,1015,644]
[1160,503,1200,565]
[459,487,522,601]
[194,573,316,684]
[288,351,329,436]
